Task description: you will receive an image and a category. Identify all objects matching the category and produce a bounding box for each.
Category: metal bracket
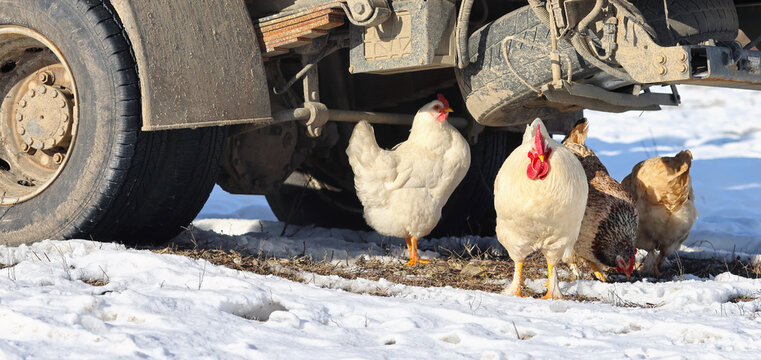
[302,63,329,138]
[542,80,680,113]
[303,102,329,137]
[342,0,391,27]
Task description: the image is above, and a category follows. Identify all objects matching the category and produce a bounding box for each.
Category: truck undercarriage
[0,0,759,244]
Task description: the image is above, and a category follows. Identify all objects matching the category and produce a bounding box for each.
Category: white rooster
[494,118,588,299]
[346,94,471,265]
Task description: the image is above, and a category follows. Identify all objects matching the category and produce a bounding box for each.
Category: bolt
[353,3,366,15]
[21,143,30,152]
[17,126,24,135]
[51,89,59,98]
[39,72,54,85]
[45,138,55,148]
[27,89,35,98]
[18,99,27,108]
[62,114,69,123]
[57,128,65,136]
[38,85,47,94]
[16,113,23,122]
[680,52,688,62]
[680,64,689,73]
[41,155,50,166]
[348,65,355,73]
[658,65,667,76]
[656,54,666,64]
[31,140,41,150]
[53,153,64,164]
[60,99,67,108]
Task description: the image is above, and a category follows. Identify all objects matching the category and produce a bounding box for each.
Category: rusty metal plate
[111,0,272,130]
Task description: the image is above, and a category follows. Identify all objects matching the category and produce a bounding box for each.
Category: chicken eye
[433,105,442,111]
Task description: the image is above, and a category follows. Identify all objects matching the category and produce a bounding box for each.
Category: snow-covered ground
[2,86,761,359]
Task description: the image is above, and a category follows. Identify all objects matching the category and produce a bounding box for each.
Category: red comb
[437,93,449,109]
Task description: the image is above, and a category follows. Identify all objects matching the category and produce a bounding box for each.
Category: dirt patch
[154,242,759,303]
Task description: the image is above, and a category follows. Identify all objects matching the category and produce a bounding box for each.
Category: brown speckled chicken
[622,150,697,277]
[562,119,637,282]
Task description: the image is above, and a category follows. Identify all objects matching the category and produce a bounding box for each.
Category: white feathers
[495,118,588,297]
[346,99,471,238]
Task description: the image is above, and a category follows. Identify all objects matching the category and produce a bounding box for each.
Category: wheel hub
[0,26,78,205]
[16,83,72,150]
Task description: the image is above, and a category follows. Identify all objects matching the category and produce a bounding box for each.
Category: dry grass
[152,242,760,304]
[81,278,109,287]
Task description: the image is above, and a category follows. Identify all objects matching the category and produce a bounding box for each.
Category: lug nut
[18,99,27,108]
[21,143,30,152]
[658,65,668,76]
[39,72,54,85]
[656,54,666,64]
[27,89,35,98]
[53,153,64,164]
[17,126,24,135]
[680,64,689,73]
[16,113,23,122]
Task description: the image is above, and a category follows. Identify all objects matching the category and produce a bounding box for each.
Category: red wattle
[526,148,551,180]
[436,112,448,123]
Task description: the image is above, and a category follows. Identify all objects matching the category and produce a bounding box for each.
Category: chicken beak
[625,272,631,281]
[444,108,454,113]
[539,155,545,162]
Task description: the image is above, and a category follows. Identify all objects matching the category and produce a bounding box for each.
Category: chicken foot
[542,262,563,300]
[503,260,524,297]
[404,236,430,266]
[589,263,608,282]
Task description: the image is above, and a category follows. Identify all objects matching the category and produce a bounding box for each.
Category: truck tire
[266,129,520,237]
[459,2,738,127]
[0,0,225,246]
[458,5,599,127]
[431,129,521,237]
[632,0,738,46]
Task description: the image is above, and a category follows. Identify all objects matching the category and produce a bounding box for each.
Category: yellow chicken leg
[542,262,563,299]
[504,260,524,297]
[404,236,430,266]
[590,263,608,282]
[543,260,552,287]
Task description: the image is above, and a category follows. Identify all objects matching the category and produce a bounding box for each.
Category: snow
[2,85,761,358]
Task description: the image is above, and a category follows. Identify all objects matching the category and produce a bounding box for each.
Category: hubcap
[0,26,78,205]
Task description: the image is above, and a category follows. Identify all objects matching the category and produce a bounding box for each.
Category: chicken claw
[542,263,563,300]
[404,236,429,266]
[590,263,608,282]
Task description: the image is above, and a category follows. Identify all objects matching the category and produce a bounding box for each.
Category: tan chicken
[495,118,588,299]
[622,150,697,277]
[562,119,637,282]
[346,94,471,265]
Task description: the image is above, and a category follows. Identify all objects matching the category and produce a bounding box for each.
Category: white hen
[346,95,471,265]
[494,119,588,299]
